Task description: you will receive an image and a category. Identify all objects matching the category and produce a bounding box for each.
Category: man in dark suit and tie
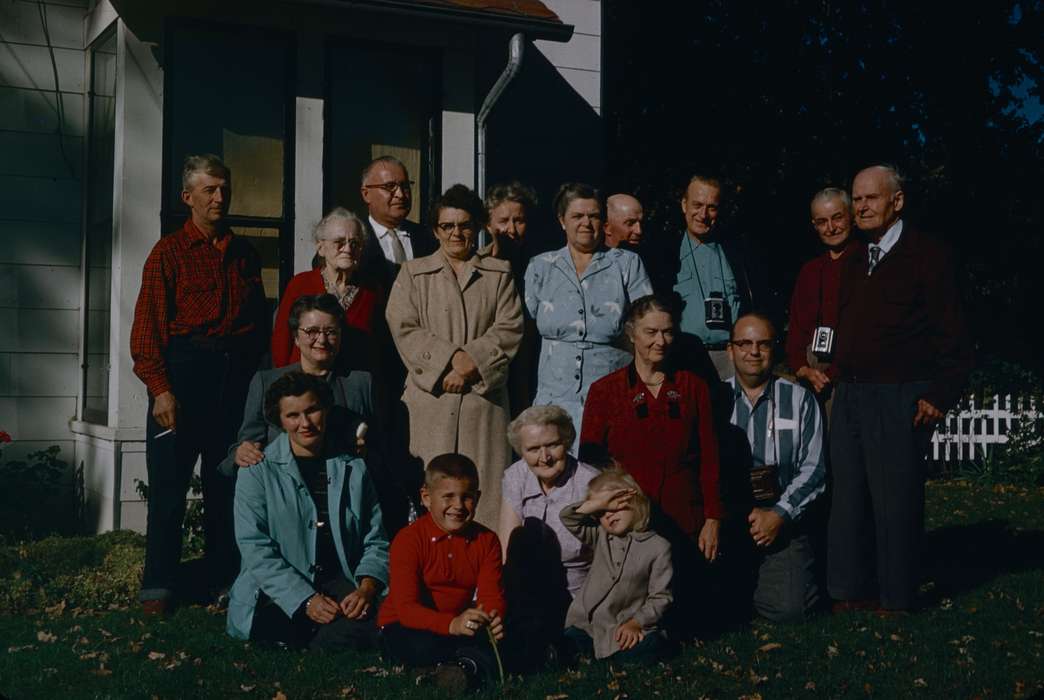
[828,164,973,614]
[359,156,437,517]
[360,156,436,282]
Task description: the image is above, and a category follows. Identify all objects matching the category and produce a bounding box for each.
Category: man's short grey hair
[506,404,577,454]
[811,187,852,211]
[856,163,905,193]
[685,173,723,193]
[360,155,409,186]
[313,207,367,244]
[182,153,230,191]
[485,181,538,213]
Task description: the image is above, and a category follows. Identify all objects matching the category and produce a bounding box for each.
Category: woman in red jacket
[580,293,724,636]
[580,293,723,558]
[271,208,384,370]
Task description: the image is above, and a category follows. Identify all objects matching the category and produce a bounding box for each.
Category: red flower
[0,431,11,443]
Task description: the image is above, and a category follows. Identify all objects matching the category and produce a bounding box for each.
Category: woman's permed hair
[586,468,651,532]
[552,182,600,220]
[287,294,344,336]
[428,184,486,231]
[623,293,678,339]
[485,181,538,214]
[506,404,576,454]
[263,371,334,427]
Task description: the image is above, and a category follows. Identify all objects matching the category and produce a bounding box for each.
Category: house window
[324,41,440,225]
[162,23,294,302]
[81,27,117,425]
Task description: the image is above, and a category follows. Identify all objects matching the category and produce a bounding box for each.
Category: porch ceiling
[110,0,573,46]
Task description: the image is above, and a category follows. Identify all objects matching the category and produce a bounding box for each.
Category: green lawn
[1,480,1042,699]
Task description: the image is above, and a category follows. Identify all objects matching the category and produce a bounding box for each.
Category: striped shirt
[727,376,826,521]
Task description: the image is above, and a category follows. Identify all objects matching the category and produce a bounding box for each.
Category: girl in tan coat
[560,469,673,662]
[385,185,523,528]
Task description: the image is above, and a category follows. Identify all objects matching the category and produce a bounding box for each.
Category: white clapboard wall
[0,0,88,465]
[930,395,1042,462]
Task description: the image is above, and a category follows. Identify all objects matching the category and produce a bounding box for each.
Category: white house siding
[0,0,87,465]
[534,0,601,113]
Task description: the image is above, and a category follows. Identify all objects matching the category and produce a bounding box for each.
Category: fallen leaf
[241,685,256,693]
[7,645,35,653]
[147,651,166,661]
[914,678,928,688]
[804,681,816,691]
[36,631,57,643]
[44,600,67,617]
[758,643,783,652]
[826,645,839,658]
[273,692,288,700]
[90,664,113,677]
[749,669,768,685]
[546,695,569,700]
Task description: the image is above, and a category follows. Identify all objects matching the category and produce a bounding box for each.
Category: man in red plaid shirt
[131,154,268,616]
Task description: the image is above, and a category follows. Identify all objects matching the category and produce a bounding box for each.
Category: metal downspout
[476,32,524,249]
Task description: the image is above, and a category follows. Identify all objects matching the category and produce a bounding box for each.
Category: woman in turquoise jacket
[227,372,389,649]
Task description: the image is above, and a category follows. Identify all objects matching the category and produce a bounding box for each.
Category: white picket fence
[930,394,1042,462]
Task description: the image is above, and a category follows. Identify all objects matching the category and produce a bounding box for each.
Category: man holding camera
[784,187,858,419]
[727,312,826,622]
[828,164,972,614]
[672,175,742,380]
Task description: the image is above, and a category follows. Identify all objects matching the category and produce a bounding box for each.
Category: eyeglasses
[436,221,475,234]
[324,237,365,251]
[730,339,774,352]
[298,326,340,341]
[363,180,414,195]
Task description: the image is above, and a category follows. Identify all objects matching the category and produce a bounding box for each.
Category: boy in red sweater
[378,453,506,687]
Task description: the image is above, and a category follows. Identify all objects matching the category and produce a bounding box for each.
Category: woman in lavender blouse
[498,404,601,669]
[499,405,600,595]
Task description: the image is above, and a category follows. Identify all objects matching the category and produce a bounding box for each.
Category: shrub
[0,445,82,539]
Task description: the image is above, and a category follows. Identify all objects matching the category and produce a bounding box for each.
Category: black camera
[704,291,728,331]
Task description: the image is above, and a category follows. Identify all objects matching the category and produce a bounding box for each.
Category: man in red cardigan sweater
[785,187,857,417]
[828,165,973,614]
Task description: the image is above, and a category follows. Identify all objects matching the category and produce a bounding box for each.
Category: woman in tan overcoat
[385,184,523,528]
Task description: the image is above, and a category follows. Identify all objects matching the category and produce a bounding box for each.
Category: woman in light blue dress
[524,183,652,449]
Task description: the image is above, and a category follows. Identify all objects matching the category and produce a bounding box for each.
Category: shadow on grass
[923,519,1044,601]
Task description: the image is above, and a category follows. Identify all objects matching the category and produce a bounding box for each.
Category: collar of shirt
[519,458,579,504]
[729,375,776,414]
[626,363,677,389]
[416,512,479,543]
[369,215,409,240]
[874,218,904,255]
[678,232,721,255]
[183,219,231,254]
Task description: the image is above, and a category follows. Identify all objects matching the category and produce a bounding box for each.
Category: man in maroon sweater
[828,165,972,613]
[785,187,858,414]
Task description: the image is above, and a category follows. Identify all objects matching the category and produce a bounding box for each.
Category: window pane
[235,227,281,301]
[83,29,117,425]
[167,26,290,218]
[325,43,438,223]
